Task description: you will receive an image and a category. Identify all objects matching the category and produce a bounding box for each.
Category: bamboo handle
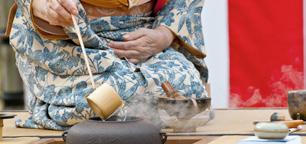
[71,15,96,88]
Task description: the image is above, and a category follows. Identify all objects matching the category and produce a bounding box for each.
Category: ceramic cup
[288,90,306,120]
[87,83,124,120]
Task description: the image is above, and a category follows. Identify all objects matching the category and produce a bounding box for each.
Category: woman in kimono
[6,0,208,130]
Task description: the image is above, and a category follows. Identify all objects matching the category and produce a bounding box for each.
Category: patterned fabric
[10,0,208,130]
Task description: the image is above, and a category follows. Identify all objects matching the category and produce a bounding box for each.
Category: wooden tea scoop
[71,15,96,88]
[254,120,304,129]
[254,112,305,129]
[280,120,304,128]
[270,112,304,128]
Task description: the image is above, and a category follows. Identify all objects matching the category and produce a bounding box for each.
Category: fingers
[128,59,140,64]
[47,8,69,26]
[109,40,139,50]
[109,28,156,64]
[58,0,78,15]
[123,28,147,41]
[47,8,61,25]
[33,0,78,27]
[49,0,72,25]
[113,49,141,64]
[113,49,141,59]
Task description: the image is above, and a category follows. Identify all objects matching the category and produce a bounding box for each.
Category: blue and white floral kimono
[9,0,208,130]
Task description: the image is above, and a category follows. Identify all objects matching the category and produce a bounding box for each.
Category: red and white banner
[203,0,305,108]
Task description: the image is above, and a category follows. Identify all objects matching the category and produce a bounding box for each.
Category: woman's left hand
[108,26,174,64]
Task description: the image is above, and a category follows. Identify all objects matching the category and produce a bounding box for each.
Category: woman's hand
[32,0,78,27]
[109,26,175,64]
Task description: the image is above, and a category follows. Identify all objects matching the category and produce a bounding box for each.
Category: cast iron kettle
[63,116,167,144]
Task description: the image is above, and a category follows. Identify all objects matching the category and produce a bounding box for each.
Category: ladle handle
[72,15,96,88]
[160,132,167,144]
[62,131,68,142]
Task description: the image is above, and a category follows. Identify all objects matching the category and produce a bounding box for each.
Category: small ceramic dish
[254,122,289,139]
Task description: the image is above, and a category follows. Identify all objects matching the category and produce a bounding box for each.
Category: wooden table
[1,108,306,144]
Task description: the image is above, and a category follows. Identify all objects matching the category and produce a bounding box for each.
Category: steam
[117,106,128,121]
[230,65,304,107]
[119,93,213,132]
[123,93,163,126]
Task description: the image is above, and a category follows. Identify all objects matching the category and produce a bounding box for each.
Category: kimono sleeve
[154,0,206,59]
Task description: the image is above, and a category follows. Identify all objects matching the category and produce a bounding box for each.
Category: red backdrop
[229,0,304,107]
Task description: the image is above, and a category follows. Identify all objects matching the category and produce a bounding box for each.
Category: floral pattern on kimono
[10,0,208,130]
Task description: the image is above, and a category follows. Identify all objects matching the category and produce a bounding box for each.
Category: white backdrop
[202,0,229,108]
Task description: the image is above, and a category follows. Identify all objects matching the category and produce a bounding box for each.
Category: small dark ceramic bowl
[288,90,306,120]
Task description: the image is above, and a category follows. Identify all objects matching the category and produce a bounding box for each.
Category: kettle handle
[62,131,68,142]
[160,132,167,144]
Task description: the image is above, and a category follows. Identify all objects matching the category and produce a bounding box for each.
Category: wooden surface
[1,137,40,144]
[1,108,306,143]
[166,108,306,135]
[208,136,251,144]
[2,111,62,137]
[165,136,218,144]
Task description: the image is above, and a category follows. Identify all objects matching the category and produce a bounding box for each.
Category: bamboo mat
[2,108,306,137]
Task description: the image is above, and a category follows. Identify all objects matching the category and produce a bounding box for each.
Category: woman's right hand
[32,0,78,27]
